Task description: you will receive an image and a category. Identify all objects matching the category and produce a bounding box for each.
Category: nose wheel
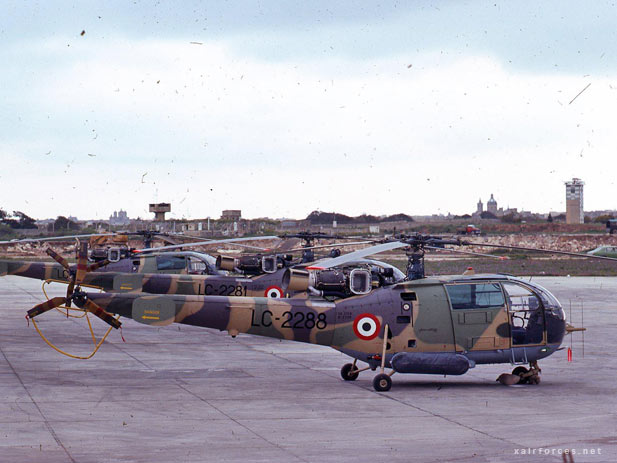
[497,361,541,385]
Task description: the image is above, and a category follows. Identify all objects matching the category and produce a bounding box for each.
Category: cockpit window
[523,280,565,321]
[188,257,208,274]
[156,255,187,271]
[446,283,505,310]
[503,282,544,345]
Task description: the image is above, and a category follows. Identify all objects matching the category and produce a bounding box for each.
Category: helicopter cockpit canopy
[152,251,222,275]
[447,275,567,346]
[519,279,565,320]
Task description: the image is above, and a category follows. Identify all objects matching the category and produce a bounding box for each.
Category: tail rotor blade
[82,299,121,329]
[27,297,67,319]
[75,242,88,284]
[46,248,70,270]
[65,280,76,308]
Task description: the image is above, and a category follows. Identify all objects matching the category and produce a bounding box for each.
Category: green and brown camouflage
[68,273,566,389]
[0,260,66,281]
[17,233,600,390]
[0,258,290,297]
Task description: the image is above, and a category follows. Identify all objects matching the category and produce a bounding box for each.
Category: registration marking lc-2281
[200,284,247,296]
[251,310,327,330]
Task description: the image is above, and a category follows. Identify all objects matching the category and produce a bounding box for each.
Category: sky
[1,1,616,221]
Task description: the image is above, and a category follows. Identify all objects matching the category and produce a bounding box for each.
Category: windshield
[524,280,564,318]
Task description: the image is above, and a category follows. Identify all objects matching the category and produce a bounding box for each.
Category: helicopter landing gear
[371,324,396,392]
[512,366,530,384]
[373,373,392,392]
[341,363,358,381]
[512,361,541,384]
[340,360,370,381]
[498,361,542,385]
[525,361,541,385]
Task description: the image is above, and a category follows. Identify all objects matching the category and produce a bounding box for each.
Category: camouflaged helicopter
[0,231,268,275]
[0,232,374,298]
[24,234,614,391]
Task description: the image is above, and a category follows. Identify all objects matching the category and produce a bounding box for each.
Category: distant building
[221,210,242,221]
[565,178,584,224]
[476,198,483,214]
[109,209,130,226]
[280,219,300,229]
[487,194,498,215]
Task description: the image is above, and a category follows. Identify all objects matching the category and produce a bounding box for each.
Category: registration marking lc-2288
[251,310,327,330]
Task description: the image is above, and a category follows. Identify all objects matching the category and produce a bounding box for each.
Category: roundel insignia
[353,313,380,341]
[265,286,283,298]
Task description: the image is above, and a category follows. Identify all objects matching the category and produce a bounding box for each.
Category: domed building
[487,194,498,215]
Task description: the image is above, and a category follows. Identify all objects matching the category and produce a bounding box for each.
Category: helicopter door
[502,282,545,347]
[406,285,456,353]
[446,283,511,352]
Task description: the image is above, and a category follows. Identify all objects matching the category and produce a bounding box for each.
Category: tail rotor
[27,241,121,330]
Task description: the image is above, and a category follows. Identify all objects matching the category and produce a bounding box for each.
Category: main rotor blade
[464,242,617,261]
[137,236,279,253]
[27,297,67,319]
[214,242,270,251]
[46,248,70,270]
[0,233,116,245]
[273,238,302,252]
[82,299,122,329]
[165,234,274,251]
[310,241,408,269]
[286,241,375,253]
[138,233,267,252]
[424,245,509,260]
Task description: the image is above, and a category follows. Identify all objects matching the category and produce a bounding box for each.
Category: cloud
[1,34,615,220]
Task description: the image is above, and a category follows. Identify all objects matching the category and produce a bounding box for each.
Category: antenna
[581,300,585,358]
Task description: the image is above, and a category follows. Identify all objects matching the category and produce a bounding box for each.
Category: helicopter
[587,245,617,258]
[0,233,374,298]
[24,233,613,391]
[0,231,270,272]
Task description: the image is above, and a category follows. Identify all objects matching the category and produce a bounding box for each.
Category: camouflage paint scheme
[0,259,288,297]
[73,274,567,372]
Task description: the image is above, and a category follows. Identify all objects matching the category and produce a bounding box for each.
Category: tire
[512,366,529,384]
[373,373,392,392]
[341,363,359,381]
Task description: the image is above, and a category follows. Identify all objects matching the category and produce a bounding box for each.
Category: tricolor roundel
[265,286,283,298]
[353,313,381,341]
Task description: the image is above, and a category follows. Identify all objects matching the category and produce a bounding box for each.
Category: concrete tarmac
[1,276,616,462]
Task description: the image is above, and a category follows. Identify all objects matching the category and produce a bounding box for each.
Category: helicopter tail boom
[0,259,67,281]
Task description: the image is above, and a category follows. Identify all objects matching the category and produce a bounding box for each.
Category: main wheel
[341,363,359,381]
[373,373,392,392]
[512,366,529,384]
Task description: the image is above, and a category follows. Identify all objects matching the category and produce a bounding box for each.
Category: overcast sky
[1,1,616,220]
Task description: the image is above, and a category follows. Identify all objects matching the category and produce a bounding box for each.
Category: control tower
[149,203,171,221]
[565,178,584,224]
